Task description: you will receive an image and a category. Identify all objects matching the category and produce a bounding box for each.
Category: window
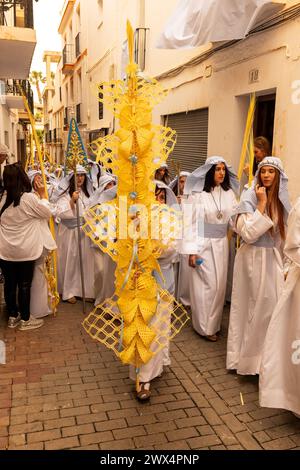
[70,78,74,103]
[59,86,62,102]
[77,69,82,103]
[4,131,9,148]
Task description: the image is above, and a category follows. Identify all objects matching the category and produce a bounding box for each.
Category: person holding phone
[182,157,239,342]
[227,157,291,375]
[0,164,56,330]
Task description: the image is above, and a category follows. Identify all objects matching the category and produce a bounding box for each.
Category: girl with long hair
[227,157,291,375]
[183,157,239,342]
[0,164,56,330]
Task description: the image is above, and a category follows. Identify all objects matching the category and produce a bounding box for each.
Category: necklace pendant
[217,211,223,220]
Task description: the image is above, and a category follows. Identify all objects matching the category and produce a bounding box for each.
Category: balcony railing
[62,44,75,66]
[75,32,80,58]
[0,0,34,29]
[53,128,63,144]
[1,78,34,115]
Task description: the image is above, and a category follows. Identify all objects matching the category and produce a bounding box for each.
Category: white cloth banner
[157,0,285,49]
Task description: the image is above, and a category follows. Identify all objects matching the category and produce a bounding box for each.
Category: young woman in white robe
[182,157,239,342]
[227,157,291,375]
[259,197,300,416]
[130,181,179,401]
[27,170,57,318]
[56,165,95,303]
[87,174,117,306]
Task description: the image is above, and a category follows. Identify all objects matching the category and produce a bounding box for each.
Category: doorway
[253,93,276,150]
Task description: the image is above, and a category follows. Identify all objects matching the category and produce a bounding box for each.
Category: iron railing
[0,0,34,29]
[62,44,74,66]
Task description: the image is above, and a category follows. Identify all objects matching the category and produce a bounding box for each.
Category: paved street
[0,293,299,451]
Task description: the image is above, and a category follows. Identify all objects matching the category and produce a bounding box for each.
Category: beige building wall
[52,0,300,201]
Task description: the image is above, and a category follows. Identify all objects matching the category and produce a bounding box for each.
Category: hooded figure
[182,156,239,341]
[227,157,291,375]
[55,165,95,303]
[86,174,117,307]
[169,171,192,306]
[130,180,180,401]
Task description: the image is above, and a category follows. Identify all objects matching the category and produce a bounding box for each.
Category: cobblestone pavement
[0,295,299,451]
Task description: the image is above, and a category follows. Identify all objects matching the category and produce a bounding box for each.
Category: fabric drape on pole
[157,0,285,49]
[238,94,256,186]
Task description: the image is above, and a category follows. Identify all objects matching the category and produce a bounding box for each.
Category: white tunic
[259,198,300,415]
[0,192,56,261]
[183,186,237,336]
[56,192,95,301]
[129,245,176,383]
[227,210,285,375]
[30,251,52,319]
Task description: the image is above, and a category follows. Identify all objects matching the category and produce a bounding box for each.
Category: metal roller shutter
[165,108,209,175]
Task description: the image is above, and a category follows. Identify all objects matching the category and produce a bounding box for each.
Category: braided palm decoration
[82,22,188,385]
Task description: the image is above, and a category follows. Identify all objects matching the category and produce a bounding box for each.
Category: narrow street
[0,295,299,451]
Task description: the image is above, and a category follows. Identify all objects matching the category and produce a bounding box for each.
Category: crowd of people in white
[0,138,299,410]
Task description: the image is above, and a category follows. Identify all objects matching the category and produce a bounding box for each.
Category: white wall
[0,105,18,163]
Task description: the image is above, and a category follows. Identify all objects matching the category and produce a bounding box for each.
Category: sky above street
[31,0,64,73]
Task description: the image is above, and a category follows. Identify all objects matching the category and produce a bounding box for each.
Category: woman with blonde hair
[227,157,291,375]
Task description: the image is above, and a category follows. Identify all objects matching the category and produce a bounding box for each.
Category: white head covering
[155,179,179,207]
[236,156,291,218]
[87,159,103,189]
[184,156,239,195]
[88,174,117,207]
[169,171,191,191]
[27,169,42,185]
[51,164,93,201]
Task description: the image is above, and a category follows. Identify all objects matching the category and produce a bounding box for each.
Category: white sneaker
[7,314,21,329]
[18,318,44,331]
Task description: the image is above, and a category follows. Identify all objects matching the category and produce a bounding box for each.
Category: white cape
[157,0,285,49]
[259,198,300,415]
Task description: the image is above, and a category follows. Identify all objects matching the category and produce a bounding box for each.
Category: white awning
[156,0,286,49]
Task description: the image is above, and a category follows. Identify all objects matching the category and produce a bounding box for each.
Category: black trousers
[0,259,35,321]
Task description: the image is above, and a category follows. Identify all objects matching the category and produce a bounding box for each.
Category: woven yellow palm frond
[82,21,188,379]
[82,290,189,361]
[97,80,129,117]
[151,125,177,168]
[44,254,60,314]
[82,203,118,261]
[89,134,120,174]
[136,77,168,107]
